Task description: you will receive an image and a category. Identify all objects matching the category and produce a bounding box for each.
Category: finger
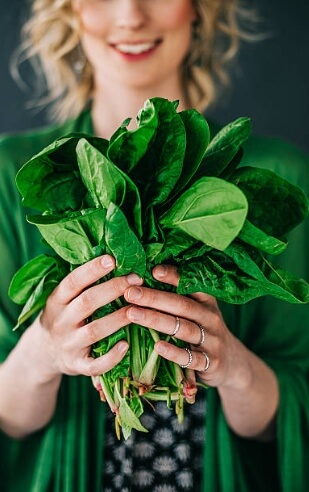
[126,307,205,346]
[52,255,116,305]
[124,285,212,327]
[155,341,212,374]
[188,291,218,306]
[152,264,218,306]
[76,306,130,346]
[61,273,143,327]
[76,341,129,377]
[152,264,179,287]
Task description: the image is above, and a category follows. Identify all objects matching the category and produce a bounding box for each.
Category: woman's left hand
[124,263,279,440]
[124,263,244,389]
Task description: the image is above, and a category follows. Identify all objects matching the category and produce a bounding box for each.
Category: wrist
[219,337,254,392]
[14,317,62,386]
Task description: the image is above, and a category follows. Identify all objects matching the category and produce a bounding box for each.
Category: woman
[0,1,308,491]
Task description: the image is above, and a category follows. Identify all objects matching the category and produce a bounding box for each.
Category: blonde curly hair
[14,0,256,122]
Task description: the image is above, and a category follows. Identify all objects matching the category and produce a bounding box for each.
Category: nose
[115,0,146,29]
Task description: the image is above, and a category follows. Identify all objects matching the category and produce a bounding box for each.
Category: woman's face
[73,0,196,92]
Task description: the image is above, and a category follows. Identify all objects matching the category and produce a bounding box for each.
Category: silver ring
[172,316,180,336]
[180,347,193,369]
[194,324,205,347]
[202,351,210,372]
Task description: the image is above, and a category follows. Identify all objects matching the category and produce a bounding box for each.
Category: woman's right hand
[0,254,141,438]
[39,254,143,379]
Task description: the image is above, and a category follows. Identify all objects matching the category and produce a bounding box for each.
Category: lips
[112,40,161,55]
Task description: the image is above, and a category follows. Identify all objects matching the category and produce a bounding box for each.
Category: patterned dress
[102,388,207,491]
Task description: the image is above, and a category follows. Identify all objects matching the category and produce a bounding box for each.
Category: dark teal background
[1,0,308,153]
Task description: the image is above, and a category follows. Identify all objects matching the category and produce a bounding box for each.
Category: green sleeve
[0,115,106,492]
[203,135,309,492]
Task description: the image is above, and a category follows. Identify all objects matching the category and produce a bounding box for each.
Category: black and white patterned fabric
[102,388,207,491]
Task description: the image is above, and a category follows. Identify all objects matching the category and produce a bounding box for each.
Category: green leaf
[198,117,252,178]
[93,328,130,384]
[12,258,69,329]
[155,229,198,263]
[108,98,159,174]
[178,245,309,304]
[28,208,107,264]
[105,203,146,276]
[130,98,186,206]
[178,254,263,303]
[16,136,84,212]
[160,177,248,250]
[118,395,148,440]
[92,328,128,356]
[77,139,143,237]
[10,97,309,439]
[171,109,210,196]
[239,220,287,255]
[225,243,309,303]
[16,133,111,212]
[76,139,126,209]
[8,254,59,304]
[230,166,309,237]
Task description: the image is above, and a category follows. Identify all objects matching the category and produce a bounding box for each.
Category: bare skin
[73,0,195,137]
[0,256,141,438]
[0,256,278,440]
[0,1,278,442]
[126,264,279,441]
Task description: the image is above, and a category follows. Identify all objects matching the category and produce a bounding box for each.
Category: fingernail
[155,341,167,355]
[101,255,114,268]
[154,265,167,278]
[117,341,129,354]
[127,286,142,301]
[127,273,143,285]
[127,306,144,322]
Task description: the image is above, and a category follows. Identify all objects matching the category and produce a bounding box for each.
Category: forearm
[0,318,62,439]
[218,339,279,441]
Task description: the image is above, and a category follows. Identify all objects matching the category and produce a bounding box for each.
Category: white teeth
[116,42,155,54]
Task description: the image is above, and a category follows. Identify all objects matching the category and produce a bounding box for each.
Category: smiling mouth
[114,41,161,55]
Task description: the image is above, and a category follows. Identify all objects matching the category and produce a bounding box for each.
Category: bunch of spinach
[9,98,309,439]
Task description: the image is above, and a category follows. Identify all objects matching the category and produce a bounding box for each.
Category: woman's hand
[124,263,279,440]
[0,254,142,438]
[39,254,143,379]
[124,263,239,388]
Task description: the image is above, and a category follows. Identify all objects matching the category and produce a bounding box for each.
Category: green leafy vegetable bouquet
[9,98,309,439]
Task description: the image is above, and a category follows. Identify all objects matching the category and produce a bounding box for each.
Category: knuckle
[88,256,103,276]
[179,296,195,316]
[212,311,223,329]
[212,336,223,355]
[143,288,156,304]
[85,360,98,378]
[186,319,198,339]
[108,277,126,299]
[77,288,93,311]
[212,356,222,374]
[59,271,79,299]
[59,356,75,376]
[52,317,64,335]
[84,321,99,344]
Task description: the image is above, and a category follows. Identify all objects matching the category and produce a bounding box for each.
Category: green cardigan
[0,110,308,492]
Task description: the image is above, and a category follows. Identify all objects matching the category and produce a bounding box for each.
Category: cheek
[159,0,196,30]
[77,4,107,37]
[161,4,195,58]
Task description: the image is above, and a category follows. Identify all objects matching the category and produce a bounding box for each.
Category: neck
[91,77,188,139]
